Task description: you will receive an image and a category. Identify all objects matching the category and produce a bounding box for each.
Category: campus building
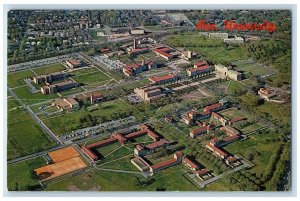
[153,47,174,61]
[66,59,84,68]
[51,97,80,110]
[134,138,170,156]
[182,156,200,171]
[149,74,177,85]
[33,72,66,84]
[208,32,229,39]
[149,151,183,174]
[224,35,244,45]
[134,85,166,102]
[41,80,79,94]
[182,100,229,125]
[75,91,104,104]
[215,64,243,81]
[186,60,215,77]
[128,47,150,56]
[189,125,211,138]
[123,60,157,77]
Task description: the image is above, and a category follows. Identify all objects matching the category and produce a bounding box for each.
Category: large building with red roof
[123,60,157,77]
[149,74,177,85]
[189,125,211,138]
[149,152,183,174]
[153,47,174,61]
[186,60,215,77]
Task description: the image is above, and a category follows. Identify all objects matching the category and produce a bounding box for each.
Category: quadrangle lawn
[12,86,59,105]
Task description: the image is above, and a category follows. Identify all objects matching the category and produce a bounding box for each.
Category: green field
[32,63,66,75]
[7,97,20,110]
[72,70,110,85]
[7,156,47,191]
[42,99,132,135]
[8,70,35,88]
[97,146,133,165]
[12,86,59,105]
[44,164,199,191]
[225,131,282,177]
[7,107,56,160]
[59,87,85,97]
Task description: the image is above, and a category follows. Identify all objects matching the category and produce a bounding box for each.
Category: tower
[133,38,137,49]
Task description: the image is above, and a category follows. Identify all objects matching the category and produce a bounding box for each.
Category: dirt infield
[34,156,87,181]
[48,146,80,163]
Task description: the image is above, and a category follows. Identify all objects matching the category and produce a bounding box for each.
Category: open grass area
[72,70,110,86]
[219,107,248,119]
[99,157,137,172]
[12,86,59,105]
[225,131,282,177]
[97,146,133,165]
[7,156,47,191]
[42,99,132,135]
[43,164,199,191]
[95,143,122,157]
[8,70,35,88]
[32,63,66,75]
[7,97,20,110]
[59,87,85,97]
[7,107,56,160]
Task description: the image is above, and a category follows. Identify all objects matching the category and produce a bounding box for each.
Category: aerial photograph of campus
[6,9,291,192]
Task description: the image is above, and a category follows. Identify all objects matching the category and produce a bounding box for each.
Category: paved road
[7,87,62,144]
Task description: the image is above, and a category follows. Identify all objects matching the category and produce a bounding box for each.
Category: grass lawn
[251,67,274,76]
[97,157,137,172]
[32,63,65,75]
[70,67,98,76]
[7,97,20,110]
[7,107,56,160]
[8,70,35,88]
[42,99,132,135]
[43,164,199,191]
[219,107,247,119]
[95,142,122,157]
[59,87,85,97]
[225,81,247,94]
[72,71,110,86]
[7,156,47,191]
[96,146,133,165]
[12,86,59,105]
[225,131,282,177]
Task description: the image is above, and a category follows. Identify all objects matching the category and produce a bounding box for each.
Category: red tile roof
[149,74,176,83]
[86,137,117,149]
[82,146,98,161]
[125,129,148,139]
[146,129,160,140]
[194,60,208,67]
[203,103,222,113]
[206,142,228,157]
[146,138,169,149]
[223,134,240,142]
[183,157,199,169]
[229,116,246,124]
[188,64,210,73]
[196,169,209,176]
[190,126,209,135]
[150,158,177,170]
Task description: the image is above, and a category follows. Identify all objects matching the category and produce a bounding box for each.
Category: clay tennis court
[48,146,80,163]
[34,146,87,181]
[34,156,87,181]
